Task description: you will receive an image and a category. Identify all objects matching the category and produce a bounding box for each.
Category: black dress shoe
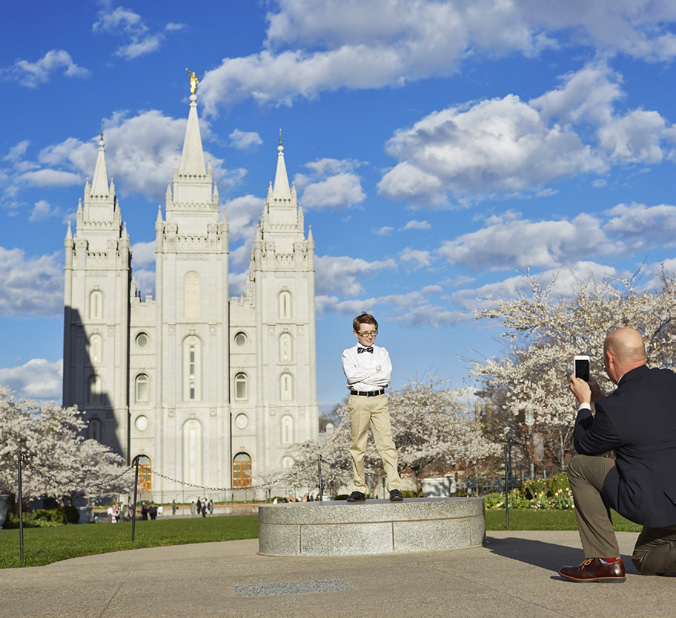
[558,558,626,582]
[389,489,403,502]
[346,491,366,502]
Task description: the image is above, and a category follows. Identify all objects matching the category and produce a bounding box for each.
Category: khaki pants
[348,393,401,493]
[567,454,676,573]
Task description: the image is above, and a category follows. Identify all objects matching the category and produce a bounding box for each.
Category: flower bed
[483,473,575,510]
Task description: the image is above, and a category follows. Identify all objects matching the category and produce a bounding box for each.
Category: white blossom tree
[259,378,500,494]
[0,388,132,503]
[390,378,501,491]
[470,268,676,469]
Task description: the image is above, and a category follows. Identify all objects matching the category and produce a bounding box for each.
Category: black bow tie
[358,346,373,354]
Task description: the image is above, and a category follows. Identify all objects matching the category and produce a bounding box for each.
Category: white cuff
[578,402,592,412]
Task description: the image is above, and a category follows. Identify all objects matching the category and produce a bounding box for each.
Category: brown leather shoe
[558,558,626,582]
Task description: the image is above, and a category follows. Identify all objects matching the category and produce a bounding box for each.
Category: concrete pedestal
[258,497,485,556]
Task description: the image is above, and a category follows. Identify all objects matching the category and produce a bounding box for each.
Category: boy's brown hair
[353,312,378,332]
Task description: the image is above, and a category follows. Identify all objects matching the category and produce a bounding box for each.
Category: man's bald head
[603,328,646,383]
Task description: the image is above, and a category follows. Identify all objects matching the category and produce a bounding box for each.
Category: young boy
[341,312,403,502]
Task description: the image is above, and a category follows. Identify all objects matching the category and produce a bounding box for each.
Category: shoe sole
[558,572,626,583]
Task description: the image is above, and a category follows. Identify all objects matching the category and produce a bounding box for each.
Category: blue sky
[2,1,676,410]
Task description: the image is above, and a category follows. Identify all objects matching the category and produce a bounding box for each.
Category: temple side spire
[90,128,110,197]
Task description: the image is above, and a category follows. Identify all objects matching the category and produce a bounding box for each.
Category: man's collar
[617,363,649,386]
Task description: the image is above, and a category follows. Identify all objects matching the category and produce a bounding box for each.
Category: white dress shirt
[342,344,392,391]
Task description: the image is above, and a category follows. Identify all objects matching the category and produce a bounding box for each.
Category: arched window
[234,372,248,401]
[184,271,200,319]
[279,332,293,362]
[183,420,202,486]
[89,334,102,364]
[280,373,294,401]
[183,336,201,401]
[232,452,252,488]
[88,418,101,441]
[89,290,103,320]
[134,455,152,492]
[88,374,102,404]
[281,415,293,445]
[135,374,149,403]
[279,290,292,320]
[282,456,294,469]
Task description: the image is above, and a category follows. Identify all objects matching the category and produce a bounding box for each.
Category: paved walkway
[2,531,673,617]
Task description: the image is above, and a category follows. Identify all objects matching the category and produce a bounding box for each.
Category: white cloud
[92,6,181,60]
[379,94,604,203]
[0,247,63,317]
[198,0,676,114]
[0,358,62,400]
[29,200,57,222]
[18,169,82,187]
[438,212,608,271]
[375,226,393,235]
[3,49,90,88]
[400,247,432,270]
[229,129,263,151]
[380,60,675,202]
[598,110,667,163]
[314,254,396,296]
[295,158,365,209]
[451,261,619,311]
[531,62,622,126]
[132,268,155,298]
[116,35,163,60]
[222,195,265,242]
[228,270,249,298]
[402,219,430,230]
[131,240,156,269]
[603,202,676,250]
[92,7,144,34]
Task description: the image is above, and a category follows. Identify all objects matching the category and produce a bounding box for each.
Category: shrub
[521,478,547,500]
[483,492,505,509]
[53,506,80,524]
[547,472,570,497]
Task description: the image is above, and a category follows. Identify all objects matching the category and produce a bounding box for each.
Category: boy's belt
[350,389,385,397]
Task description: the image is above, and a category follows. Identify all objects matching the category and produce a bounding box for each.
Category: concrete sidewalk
[2,531,673,617]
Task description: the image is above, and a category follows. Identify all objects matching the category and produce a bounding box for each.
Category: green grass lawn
[0,515,258,569]
[1,509,643,569]
[484,508,642,532]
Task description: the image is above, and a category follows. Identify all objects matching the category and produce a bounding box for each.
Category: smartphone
[574,355,590,382]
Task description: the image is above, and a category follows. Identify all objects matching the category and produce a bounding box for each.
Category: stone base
[258,497,485,556]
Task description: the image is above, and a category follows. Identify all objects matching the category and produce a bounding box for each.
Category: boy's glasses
[358,331,377,338]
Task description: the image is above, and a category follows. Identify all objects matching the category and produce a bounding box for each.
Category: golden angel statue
[186,69,199,95]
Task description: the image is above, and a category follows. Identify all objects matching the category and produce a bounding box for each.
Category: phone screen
[575,358,590,382]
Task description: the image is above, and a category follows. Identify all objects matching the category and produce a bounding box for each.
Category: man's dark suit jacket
[574,364,676,528]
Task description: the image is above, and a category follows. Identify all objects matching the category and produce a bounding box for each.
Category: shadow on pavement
[485,535,640,576]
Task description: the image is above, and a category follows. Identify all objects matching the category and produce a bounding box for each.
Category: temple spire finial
[272,129,291,199]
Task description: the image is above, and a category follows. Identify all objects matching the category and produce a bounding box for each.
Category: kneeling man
[561,328,676,582]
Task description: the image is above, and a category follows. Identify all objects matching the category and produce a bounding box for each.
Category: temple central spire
[273,131,291,199]
[179,75,207,177]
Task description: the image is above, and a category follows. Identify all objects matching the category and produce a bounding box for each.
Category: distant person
[561,328,676,582]
[190,501,196,516]
[172,499,177,516]
[196,498,202,515]
[342,312,403,502]
[141,501,149,521]
[149,504,158,520]
[208,499,213,515]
